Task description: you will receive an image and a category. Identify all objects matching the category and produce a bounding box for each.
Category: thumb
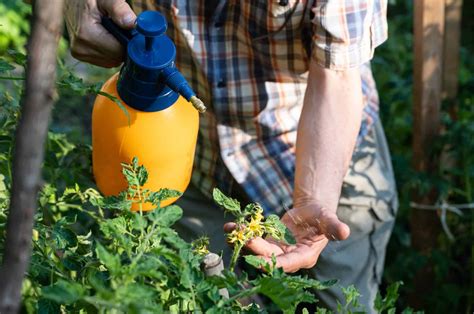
[98,0,136,29]
[316,210,350,241]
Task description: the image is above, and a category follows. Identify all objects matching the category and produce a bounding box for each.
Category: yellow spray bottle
[92,11,205,211]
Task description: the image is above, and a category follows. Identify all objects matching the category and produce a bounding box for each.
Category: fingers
[97,0,136,29]
[223,223,286,256]
[261,237,329,273]
[223,222,237,233]
[320,211,350,241]
[282,207,350,241]
[65,0,136,67]
[70,27,124,67]
[245,237,285,257]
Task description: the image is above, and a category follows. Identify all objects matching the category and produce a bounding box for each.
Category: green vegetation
[0,46,411,313]
[372,1,474,312]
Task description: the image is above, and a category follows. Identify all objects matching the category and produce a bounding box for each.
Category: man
[65,0,398,311]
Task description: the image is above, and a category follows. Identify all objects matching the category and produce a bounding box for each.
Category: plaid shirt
[133,0,388,213]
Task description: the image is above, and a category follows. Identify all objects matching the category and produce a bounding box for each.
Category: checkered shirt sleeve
[311,0,388,69]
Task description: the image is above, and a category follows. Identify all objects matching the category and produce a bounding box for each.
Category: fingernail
[122,14,135,26]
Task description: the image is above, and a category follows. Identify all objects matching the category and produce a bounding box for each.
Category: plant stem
[220,286,259,307]
[229,243,244,271]
[130,219,159,268]
[0,76,25,81]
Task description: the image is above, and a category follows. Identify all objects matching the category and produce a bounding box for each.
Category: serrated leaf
[242,203,258,217]
[375,281,402,312]
[148,205,183,227]
[100,216,128,238]
[41,280,86,304]
[37,298,60,314]
[131,213,147,230]
[115,283,155,303]
[180,265,193,289]
[102,194,132,211]
[264,214,296,244]
[52,224,77,249]
[284,276,337,290]
[256,277,316,313]
[244,255,265,268]
[148,188,182,206]
[137,164,148,186]
[58,73,87,94]
[212,188,241,216]
[95,243,121,273]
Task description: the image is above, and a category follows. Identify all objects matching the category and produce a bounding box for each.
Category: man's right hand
[64,0,136,68]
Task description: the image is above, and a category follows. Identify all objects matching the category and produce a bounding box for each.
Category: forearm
[293,62,364,211]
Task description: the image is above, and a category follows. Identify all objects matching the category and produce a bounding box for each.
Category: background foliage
[0,0,473,312]
[372,1,474,313]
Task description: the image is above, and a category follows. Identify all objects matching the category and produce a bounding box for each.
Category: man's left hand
[224,203,350,273]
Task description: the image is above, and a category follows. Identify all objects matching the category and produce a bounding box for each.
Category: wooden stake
[0,1,63,312]
[410,0,445,309]
[442,0,463,102]
[202,253,229,299]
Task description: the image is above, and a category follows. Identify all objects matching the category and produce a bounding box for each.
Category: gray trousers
[175,120,397,313]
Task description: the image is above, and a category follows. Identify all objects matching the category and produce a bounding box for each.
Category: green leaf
[37,298,60,314]
[115,283,156,304]
[137,164,148,186]
[149,205,183,227]
[284,276,337,290]
[52,223,77,249]
[7,49,27,66]
[375,281,402,313]
[147,188,182,206]
[95,243,121,273]
[58,73,87,94]
[0,59,15,73]
[97,91,130,125]
[341,285,362,310]
[41,280,86,304]
[131,213,147,230]
[244,255,269,269]
[100,216,128,238]
[102,193,132,211]
[212,188,241,216]
[264,214,296,245]
[180,265,193,289]
[256,277,315,313]
[242,203,259,217]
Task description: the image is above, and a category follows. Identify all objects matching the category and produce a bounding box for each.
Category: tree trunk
[0,1,64,313]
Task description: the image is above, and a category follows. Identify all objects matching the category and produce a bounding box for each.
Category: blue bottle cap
[115,11,195,111]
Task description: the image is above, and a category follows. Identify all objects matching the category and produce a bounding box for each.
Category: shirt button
[217,79,226,88]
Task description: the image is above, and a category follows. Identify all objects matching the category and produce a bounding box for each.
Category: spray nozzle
[160,67,207,113]
[101,11,206,113]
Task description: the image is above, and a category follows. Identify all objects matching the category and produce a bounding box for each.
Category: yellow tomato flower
[248,219,264,238]
[228,229,246,244]
[252,207,264,223]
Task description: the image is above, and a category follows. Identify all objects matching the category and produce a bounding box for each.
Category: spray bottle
[92,11,205,210]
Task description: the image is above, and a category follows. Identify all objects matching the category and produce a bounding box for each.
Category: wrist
[293,191,340,213]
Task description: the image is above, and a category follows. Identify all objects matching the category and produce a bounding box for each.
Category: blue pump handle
[101,16,135,47]
[99,12,206,113]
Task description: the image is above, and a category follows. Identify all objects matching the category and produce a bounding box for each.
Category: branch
[0,0,64,313]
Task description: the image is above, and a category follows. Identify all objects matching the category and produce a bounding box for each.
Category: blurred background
[0,0,473,312]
